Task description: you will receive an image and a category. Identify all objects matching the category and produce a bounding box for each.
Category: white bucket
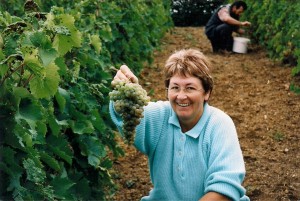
[233,37,250,53]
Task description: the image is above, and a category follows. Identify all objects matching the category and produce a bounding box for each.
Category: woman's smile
[177,102,190,107]
[168,74,210,131]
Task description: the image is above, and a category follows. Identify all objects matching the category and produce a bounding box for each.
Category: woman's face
[168,74,210,131]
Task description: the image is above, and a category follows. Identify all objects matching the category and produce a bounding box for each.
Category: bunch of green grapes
[109,80,150,144]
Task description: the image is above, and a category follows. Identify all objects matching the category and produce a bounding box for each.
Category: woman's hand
[113,65,138,84]
[199,192,231,201]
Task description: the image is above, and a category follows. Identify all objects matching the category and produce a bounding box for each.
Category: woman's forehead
[170,74,201,85]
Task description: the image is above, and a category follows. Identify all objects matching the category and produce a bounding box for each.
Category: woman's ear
[204,91,211,101]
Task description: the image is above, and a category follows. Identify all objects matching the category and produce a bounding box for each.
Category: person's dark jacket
[205,5,239,39]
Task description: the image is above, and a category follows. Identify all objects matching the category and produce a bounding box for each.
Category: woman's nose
[176,90,188,99]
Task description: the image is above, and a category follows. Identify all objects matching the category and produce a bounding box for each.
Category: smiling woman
[167,74,209,133]
[109,48,250,201]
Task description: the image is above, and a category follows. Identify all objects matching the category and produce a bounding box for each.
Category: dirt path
[111,27,300,201]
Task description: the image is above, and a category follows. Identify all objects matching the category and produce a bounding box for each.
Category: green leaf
[59,14,81,47]
[55,57,67,76]
[39,47,58,66]
[17,98,42,121]
[29,62,60,99]
[23,158,46,183]
[71,177,91,199]
[29,31,51,49]
[35,121,47,144]
[49,145,73,165]
[7,177,24,195]
[48,115,60,136]
[52,14,82,55]
[3,125,25,150]
[10,87,30,110]
[90,34,102,54]
[13,87,31,99]
[12,122,36,148]
[98,23,113,42]
[37,185,55,200]
[101,157,113,169]
[47,135,73,165]
[91,109,106,133]
[15,97,47,145]
[70,119,94,135]
[292,66,300,76]
[55,92,66,112]
[79,136,106,167]
[88,155,100,167]
[0,146,23,177]
[0,62,9,76]
[55,87,70,113]
[40,152,61,172]
[53,34,73,56]
[50,177,75,199]
[24,48,43,75]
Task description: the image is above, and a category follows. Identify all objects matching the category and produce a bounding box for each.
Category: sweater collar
[168,102,211,138]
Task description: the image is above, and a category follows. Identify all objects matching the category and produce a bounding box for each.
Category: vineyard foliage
[0,0,172,200]
[242,0,300,93]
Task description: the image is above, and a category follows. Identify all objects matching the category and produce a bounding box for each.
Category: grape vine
[242,0,300,93]
[0,0,172,199]
[109,80,150,144]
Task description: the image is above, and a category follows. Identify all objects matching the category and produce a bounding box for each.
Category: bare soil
[111,27,300,201]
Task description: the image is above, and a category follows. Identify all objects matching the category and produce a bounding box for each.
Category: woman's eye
[187,87,195,91]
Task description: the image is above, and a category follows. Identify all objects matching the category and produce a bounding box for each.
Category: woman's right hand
[113,65,139,84]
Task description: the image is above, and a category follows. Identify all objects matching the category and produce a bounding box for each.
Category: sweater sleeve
[203,109,249,201]
[134,101,170,157]
[109,101,124,135]
[109,100,170,157]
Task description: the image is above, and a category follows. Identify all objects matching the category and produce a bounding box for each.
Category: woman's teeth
[178,103,190,107]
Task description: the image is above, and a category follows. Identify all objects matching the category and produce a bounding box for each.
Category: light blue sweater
[110,101,250,201]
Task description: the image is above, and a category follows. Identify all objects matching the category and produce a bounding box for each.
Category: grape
[109,80,150,144]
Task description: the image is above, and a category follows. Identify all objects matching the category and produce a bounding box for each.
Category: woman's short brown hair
[164,48,214,93]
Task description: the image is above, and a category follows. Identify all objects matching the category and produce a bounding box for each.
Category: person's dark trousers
[209,23,235,52]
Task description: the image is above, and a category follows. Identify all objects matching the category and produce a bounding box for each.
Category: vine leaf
[47,135,73,165]
[55,87,70,113]
[39,47,57,66]
[91,109,106,133]
[50,177,75,200]
[29,31,51,48]
[51,14,82,55]
[90,34,102,54]
[53,34,74,56]
[0,146,23,177]
[79,136,106,167]
[23,158,46,183]
[23,48,43,75]
[28,31,58,66]
[48,114,60,136]
[0,147,23,194]
[40,152,61,172]
[17,97,42,121]
[29,62,60,99]
[54,57,67,76]
[71,176,91,199]
[70,119,94,134]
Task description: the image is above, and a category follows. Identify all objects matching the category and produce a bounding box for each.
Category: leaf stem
[0,63,25,86]
[23,73,34,87]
